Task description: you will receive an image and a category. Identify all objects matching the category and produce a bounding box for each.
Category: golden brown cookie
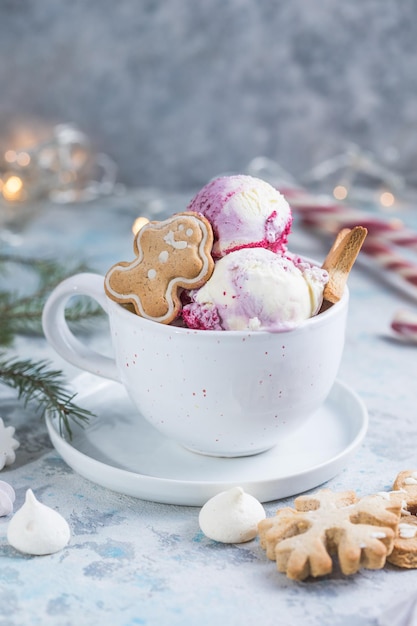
[387,514,417,568]
[105,212,214,324]
[392,470,417,514]
[320,226,368,310]
[384,470,417,569]
[258,488,401,581]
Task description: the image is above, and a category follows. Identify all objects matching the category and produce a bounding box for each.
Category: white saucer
[45,373,368,506]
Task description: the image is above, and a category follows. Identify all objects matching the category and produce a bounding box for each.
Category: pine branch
[1,293,103,338]
[0,253,87,285]
[0,254,103,340]
[0,352,92,439]
[0,253,102,437]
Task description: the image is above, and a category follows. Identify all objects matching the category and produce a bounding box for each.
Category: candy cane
[361,236,417,289]
[278,187,417,301]
[285,190,417,252]
[391,309,417,342]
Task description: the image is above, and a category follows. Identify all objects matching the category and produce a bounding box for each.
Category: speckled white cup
[42,272,349,457]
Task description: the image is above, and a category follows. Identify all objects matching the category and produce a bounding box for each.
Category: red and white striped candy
[361,236,417,289]
[279,187,417,301]
[286,190,417,253]
[391,309,417,342]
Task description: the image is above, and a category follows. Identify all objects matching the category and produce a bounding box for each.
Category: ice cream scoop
[182,247,328,331]
[187,175,292,258]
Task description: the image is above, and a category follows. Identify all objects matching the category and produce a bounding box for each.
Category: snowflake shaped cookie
[258,488,402,580]
[0,418,20,470]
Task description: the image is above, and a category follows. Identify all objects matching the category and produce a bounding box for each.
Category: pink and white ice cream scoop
[187,175,292,259]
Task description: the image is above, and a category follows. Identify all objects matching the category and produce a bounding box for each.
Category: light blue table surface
[1,189,417,626]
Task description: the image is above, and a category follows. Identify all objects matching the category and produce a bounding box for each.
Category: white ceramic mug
[42,272,349,457]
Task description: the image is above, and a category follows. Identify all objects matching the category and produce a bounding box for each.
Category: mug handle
[42,273,120,382]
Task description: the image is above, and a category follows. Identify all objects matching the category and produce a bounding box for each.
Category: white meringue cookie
[199,486,266,543]
[0,480,15,517]
[0,418,20,470]
[7,489,71,555]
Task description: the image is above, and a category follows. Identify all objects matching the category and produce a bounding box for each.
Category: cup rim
[107,283,349,336]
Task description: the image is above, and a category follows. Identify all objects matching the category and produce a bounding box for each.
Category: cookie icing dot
[147,269,157,280]
[404,473,417,485]
[399,523,417,539]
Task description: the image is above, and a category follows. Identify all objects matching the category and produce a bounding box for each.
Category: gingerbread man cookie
[105,212,214,324]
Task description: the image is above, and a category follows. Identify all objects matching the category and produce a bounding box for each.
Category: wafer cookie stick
[320,226,368,312]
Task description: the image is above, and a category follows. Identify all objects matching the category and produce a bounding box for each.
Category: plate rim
[45,377,368,505]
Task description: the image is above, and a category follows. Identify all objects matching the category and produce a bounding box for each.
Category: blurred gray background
[1,0,416,191]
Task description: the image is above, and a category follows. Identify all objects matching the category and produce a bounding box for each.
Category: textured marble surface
[1,188,417,625]
[1,1,417,189]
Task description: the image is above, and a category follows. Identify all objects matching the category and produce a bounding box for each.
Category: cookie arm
[336,524,395,574]
[276,527,334,580]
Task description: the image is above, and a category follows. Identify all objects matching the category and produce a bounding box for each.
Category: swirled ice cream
[183,248,328,331]
[7,489,71,555]
[187,175,292,258]
[199,486,266,543]
[181,174,328,330]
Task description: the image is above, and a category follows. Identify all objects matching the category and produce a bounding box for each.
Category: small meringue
[0,418,20,470]
[7,489,71,555]
[199,486,266,543]
[0,480,15,517]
